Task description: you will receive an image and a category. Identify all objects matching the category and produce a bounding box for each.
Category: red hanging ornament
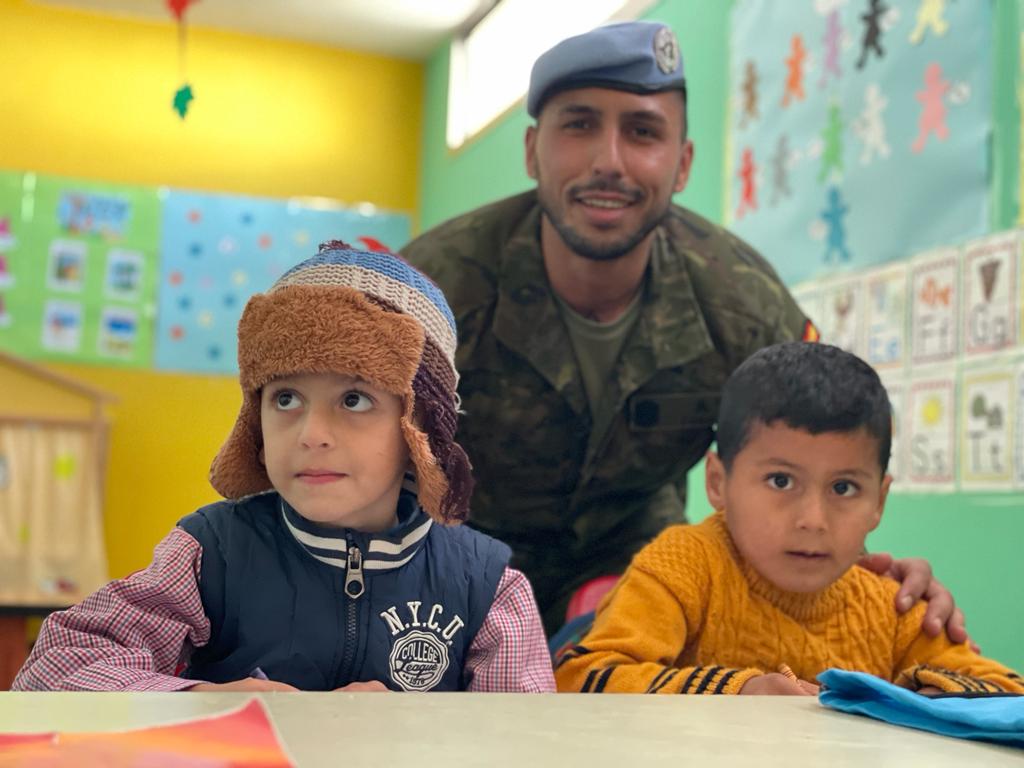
[166,0,196,22]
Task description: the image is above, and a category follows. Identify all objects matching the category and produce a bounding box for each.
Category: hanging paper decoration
[167,0,199,119]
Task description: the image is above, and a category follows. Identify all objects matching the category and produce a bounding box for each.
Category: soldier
[402,21,966,639]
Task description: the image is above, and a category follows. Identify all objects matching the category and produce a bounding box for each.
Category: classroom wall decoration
[0,172,160,367]
[155,190,410,374]
[727,0,993,286]
[0,169,411,374]
[791,229,1024,493]
[959,367,1015,490]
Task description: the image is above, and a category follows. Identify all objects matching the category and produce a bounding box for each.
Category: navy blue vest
[177,491,510,691]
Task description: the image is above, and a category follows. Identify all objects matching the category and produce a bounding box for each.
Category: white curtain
[0,421,108,603]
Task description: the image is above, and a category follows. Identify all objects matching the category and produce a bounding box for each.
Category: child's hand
[334,680,390,692]
[916,685,943,696]
[739,673,818,696]
[188,679,299,692]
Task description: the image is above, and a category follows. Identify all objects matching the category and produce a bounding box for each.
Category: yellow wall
[0,0,424,578]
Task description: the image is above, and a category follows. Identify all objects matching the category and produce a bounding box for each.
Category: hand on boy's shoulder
[187,679,299,692]
[739,673,818,696]
[855,553,972,648]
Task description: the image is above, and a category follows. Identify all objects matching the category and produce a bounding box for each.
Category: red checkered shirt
[12,527,554,693]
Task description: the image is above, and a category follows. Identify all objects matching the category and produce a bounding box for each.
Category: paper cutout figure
[857,0,889,69]
[852,83,891,164]
[736,148,758,219]
[911,63,950,153]
[961,372,1014,489]
[782,35,807,106]
[739,60,760,128]
[909,0,949,45]
[770,135,792,205]
[819,103,844,181]
[820,10,843,88]
[821,186,850,263]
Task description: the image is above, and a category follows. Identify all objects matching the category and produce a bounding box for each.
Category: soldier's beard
[537,180,669,262]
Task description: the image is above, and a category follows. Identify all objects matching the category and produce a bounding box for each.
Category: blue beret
[527,21,685,118]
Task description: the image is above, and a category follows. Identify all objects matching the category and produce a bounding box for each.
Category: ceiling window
[446,0,656,150]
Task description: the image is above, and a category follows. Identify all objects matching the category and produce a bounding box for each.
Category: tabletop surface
[2,692,1023,767]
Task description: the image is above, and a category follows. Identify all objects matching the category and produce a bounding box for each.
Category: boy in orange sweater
[556,342,1023,696]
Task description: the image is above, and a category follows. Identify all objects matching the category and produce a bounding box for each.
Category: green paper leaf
[173,84,194,119]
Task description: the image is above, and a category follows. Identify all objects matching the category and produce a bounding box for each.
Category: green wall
[418,0,1024,672]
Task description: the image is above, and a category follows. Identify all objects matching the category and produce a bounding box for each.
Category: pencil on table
[778,663,799,682]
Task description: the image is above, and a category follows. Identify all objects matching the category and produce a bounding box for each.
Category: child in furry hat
[14,243,555,693]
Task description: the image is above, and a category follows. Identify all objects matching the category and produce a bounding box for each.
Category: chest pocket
[627,392,720,433]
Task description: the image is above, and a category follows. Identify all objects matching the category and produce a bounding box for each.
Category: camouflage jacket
[402,191,809,622]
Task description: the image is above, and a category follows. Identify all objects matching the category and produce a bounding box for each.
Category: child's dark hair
[715,342,892,473]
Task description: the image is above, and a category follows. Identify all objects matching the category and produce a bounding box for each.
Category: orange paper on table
[0,698,292,767]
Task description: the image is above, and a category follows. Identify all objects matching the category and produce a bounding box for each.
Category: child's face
[260,372,409,532]
[706,421,891,594]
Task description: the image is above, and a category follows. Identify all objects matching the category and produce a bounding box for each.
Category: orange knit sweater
[556,513,1024,695]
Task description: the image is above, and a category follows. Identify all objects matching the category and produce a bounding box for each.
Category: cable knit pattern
[556,513,1024,695]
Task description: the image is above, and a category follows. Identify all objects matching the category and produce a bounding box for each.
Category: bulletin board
[727,0,993,286]
[0,171,412,374]
[154,190,411,374]
[0,172,160,367]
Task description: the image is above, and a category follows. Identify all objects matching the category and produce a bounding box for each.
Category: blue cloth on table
[818,669,1024,748]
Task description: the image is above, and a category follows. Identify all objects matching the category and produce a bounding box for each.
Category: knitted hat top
[209,241,472,524]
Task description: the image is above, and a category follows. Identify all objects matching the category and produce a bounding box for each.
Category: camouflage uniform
[402,191,810,629]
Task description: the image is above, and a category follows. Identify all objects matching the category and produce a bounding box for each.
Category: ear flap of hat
[209,392,272,499]
[400,392,450,524]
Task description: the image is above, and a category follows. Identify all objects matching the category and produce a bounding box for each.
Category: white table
[2,692,1022,766]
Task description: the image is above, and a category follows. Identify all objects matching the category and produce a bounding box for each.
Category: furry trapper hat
[209,242,472,524]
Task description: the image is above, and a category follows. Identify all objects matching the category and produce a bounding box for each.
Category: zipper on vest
[337,538,363,685]
[344,544,365,599]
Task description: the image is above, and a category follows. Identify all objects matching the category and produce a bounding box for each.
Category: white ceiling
[37,0,495,59]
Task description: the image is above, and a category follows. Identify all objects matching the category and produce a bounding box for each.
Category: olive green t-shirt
[554,289,643,414]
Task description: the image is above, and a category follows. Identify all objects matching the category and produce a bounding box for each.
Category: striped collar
[280,491,432,572]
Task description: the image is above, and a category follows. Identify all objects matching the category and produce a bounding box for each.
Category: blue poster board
[155,190,410,374]
[727,0,992,286]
